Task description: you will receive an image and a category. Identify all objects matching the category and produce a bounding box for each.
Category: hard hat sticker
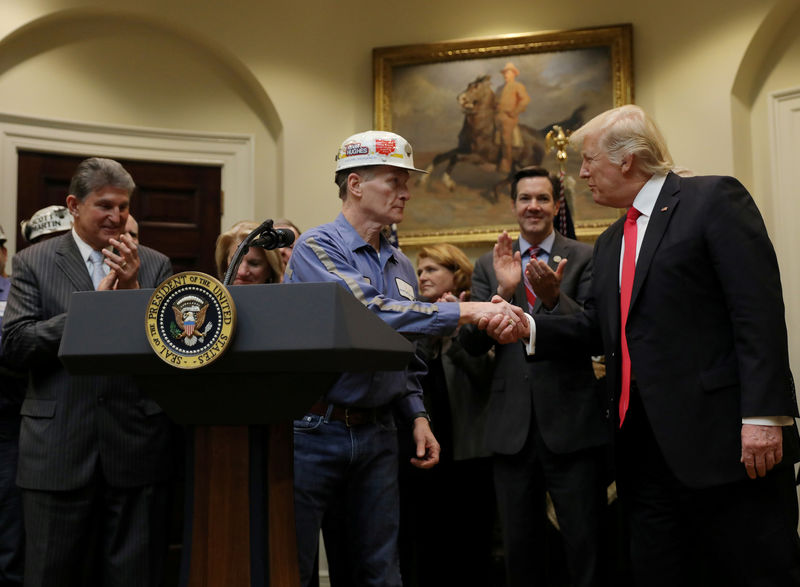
[344,143,369,157]
[375,139,396,156]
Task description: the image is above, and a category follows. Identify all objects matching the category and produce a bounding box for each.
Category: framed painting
[373,24,633,246]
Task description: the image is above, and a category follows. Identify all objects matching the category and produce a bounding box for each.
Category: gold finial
[546,125,571,171]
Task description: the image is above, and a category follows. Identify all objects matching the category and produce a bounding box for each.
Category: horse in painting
[420,74,586,200]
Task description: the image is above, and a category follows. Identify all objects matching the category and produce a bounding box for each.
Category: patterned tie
[89,250,105,290]
[522,246,540,312]
[619,207,642,427]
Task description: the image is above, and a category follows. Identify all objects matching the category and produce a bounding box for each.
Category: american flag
[554,169,576,240]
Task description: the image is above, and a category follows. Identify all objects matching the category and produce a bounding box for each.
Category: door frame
[768,86,800,402]
[0,112,254,256]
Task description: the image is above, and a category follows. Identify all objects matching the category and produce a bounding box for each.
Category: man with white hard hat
[285,130,526,587]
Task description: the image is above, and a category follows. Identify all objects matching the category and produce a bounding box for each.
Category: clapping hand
[99,233,140,290]
[493,231,521,299]
[525,257,566,309]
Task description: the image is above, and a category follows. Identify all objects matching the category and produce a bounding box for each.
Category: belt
[309,400,387,428]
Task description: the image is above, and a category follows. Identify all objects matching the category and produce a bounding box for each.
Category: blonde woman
[214,220,284,284]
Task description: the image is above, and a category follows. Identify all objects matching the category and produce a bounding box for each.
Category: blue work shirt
[285,213,461,418]
[0,275,9,344]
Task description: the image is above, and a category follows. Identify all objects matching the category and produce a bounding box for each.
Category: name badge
[395,278,415,301]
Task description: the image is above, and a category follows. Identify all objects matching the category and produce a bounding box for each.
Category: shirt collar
[72,228,99,261]
[631,173,668,217]
[334,213,397,264]
[518,229,555,256]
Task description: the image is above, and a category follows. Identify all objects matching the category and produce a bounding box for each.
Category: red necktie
[619,207,642,427]
[523,246,540,312]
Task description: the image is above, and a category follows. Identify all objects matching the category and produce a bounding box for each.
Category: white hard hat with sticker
[21,205,73,243]
[335,130,427,174]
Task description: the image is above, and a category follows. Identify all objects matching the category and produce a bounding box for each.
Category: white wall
[749,6,800,391]
[0,0,785,233]
[0,0,798,376]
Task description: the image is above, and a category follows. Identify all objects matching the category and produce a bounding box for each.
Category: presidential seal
[145,272,236,369]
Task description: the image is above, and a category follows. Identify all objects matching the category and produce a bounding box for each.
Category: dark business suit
[1,232,173,587]
[461,231,608,587]
[536,173,800,586]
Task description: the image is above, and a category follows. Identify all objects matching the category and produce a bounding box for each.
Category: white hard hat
[21,205,73,243]
[335,130,427,174]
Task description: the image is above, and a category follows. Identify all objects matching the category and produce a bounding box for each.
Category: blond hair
[214,220,285,282]
[571,105,674,175]
[417,243,473,299]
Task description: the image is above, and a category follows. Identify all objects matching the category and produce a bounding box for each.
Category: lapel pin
[552,255,562,264]
[661,206,669,212]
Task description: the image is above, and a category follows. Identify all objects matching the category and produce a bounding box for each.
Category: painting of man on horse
[387,46,617,235]
[420,73,585,201]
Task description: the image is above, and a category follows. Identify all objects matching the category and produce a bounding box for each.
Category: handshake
[458,296,530,344]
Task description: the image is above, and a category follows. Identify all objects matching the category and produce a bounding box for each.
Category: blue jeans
[293,410,401,587]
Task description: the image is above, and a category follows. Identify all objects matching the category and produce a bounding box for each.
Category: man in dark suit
[2,157,173,587]
[494,106,800,586]
[460,167,608,587]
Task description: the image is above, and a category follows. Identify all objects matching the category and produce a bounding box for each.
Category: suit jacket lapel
[55,233,95,292]
[630,173,680,310]
[549,231,570,271]
[601,217,625,346]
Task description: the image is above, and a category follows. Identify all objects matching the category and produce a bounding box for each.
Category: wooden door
[16,151,222,275]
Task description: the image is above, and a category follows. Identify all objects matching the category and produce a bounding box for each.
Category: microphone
[223,218,293,285]
[251,227,295,250]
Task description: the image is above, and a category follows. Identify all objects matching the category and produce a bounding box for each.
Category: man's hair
[417,243,473,299]
[570,105,674,175]
[214,220,284,282]
[511,166,560,201]
[68,157,136,201]
[334,166,377,200]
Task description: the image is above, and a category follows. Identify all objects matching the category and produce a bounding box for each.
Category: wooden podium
[59,282,414,587]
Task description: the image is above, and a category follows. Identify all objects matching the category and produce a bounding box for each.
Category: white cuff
[741,416,794,426]
[524,313,536,355]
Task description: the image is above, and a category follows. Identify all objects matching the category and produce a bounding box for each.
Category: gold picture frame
[374,24,633,246]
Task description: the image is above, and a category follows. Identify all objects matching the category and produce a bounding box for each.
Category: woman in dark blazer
[398,243,496,587]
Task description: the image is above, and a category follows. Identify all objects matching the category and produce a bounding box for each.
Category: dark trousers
[398,454,495,587]
[22,479,169,587]
[293,412,401,587]
[494,423,607,587]
[617,387,800,587]
[0,414,23,587]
